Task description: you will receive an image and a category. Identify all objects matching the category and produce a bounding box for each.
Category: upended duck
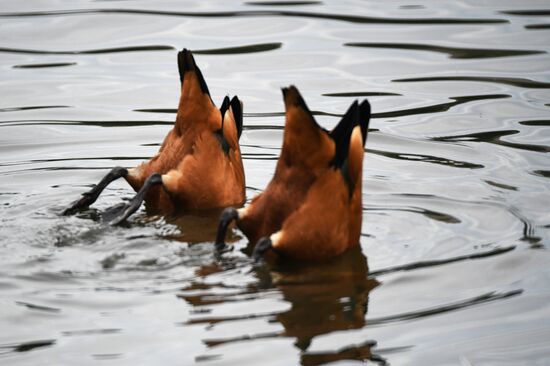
[63,49,245,223]
[216,86,370,261]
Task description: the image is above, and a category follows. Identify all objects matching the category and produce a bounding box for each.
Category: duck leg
[109,173,163,226]
[63,166,128,215]
[252,237,273,262]
[215,207,239,252]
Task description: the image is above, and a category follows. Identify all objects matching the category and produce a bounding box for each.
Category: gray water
[1,0,550,365]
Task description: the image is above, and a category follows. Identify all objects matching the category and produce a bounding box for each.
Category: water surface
[1,0,550,365]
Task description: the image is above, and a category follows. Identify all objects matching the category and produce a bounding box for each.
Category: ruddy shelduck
[63,49,245,223]
[216,86,370,261]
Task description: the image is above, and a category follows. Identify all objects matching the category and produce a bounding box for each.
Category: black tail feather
[358,99,371,146]
[230,96,243,139]
[220,95,231,117]
[329,99,371,196]
[330,100,359,169]
[216,96,232,156]
[177,48,211,96]
[177,49,198,84]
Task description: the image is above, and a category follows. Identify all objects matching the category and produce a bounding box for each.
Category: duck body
[64,49,245,222]
[217,86,370,261]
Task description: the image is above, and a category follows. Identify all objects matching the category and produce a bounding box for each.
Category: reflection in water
[300,340,379,366]
[1,1,549,365]
[15,301,61,313]
[366,148,484,169]
[345,42,544,59]
[394,76,550,89]
[181,247,381,364]
[61,328,121,336]
[194,42,282,55]
[519,120,550,126]
[373,94,509,119]
[0,339,56,354]
[501,10,550,16]
[533,170,550,178]
[13,62,77,69]
[366,289,522,325]
[0,45,174,55]
[322,92,401,97]
[134,108,177,114]
[181,245,523,365]
[0,43,283,56]
[0,105,70,112]
[92,354,123,360]
[366,206,461,223]
[508,206,543,247]
[433,130,550,153]
[526,24,550,30]
[368,246,516,277]
[0,119,173,127]
[485,180,517,191]
[133,94,510,120]
[0,8,508,25]
[245,1,322,6]
[265,247,377,351]
[133,109,342,117]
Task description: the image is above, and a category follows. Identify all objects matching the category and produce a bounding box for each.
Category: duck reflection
[261,246,378,351]
[180,246,380,364]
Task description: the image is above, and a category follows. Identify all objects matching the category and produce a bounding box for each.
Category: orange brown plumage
[216,86,371,261]
[63,49,245,223]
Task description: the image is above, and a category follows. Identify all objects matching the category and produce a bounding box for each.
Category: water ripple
[374,94,510,119]
[323,91,401,97]
[501,10,550,16]
[61,328,121,336]
[134,109,341,117]
[134,108,176,114]
[433,130,550,153]
[0,45,174,55]
[245,1,322,6]
[365,148,484,169]
[368,246,516,277]
[92,354,123,360]
[15,301,61,313]
[485,180,517,191]
[0,339,56,354]
[133,94,510,120]
[13,62,77,69]
[366,206,461,223]
[0,8,509,25]
[300,341,383,366]
[519,120,550,126]
[508,206,543,247]
[1,43,283,56]
[394,76,550,89]
[187,288,522,347]
[533,170,550,178]
[0,105,70,112]
[0,119,172,127]
[346,42,544,59]
[242,153,279,161]
[366,289,522,325]
[525,24,550,30]
[0,2,547,365]
[194,42,282,55]
[243,124,284,130]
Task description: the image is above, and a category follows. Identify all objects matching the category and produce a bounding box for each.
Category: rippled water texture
[1,0,550,365]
